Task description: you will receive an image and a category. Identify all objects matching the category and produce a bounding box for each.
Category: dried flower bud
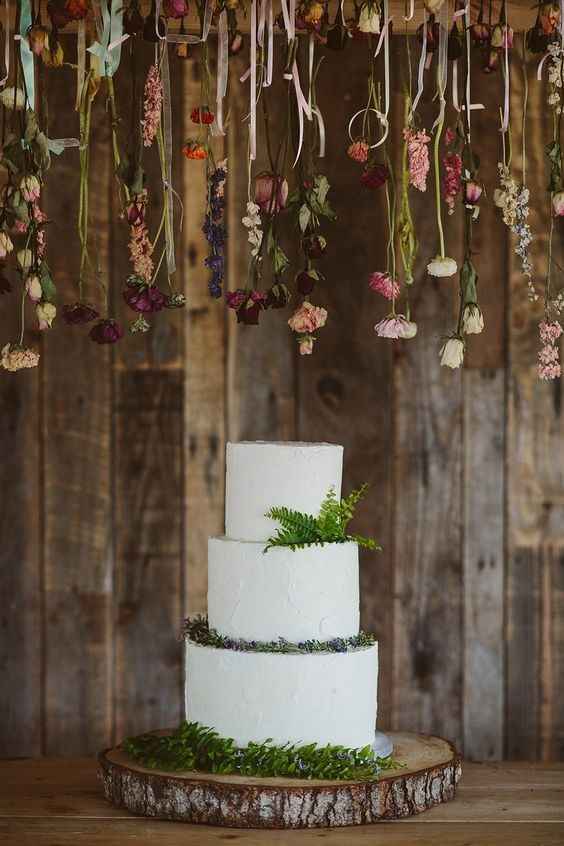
[464,180,483,205]
[462,303,484,335]
[25,275,42,302]
[0,231,14,259]
[20,174,41,203]
[427,255,457,277]
[254,173,289,214]
[298,336,314,355]
[17,249,34,271]
[553,191,564,216]
[358,2,380,33]
[89,318,123,344]
[347,140,369,163]
[62,302,99,324]
[36,301,57,330]
[296,270,317,296]
[303,234,327,259]
[439,336,465,369]
[28,25,50,56]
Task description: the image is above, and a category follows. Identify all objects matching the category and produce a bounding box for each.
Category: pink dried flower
[552,191,564,217]
[539,320,563,344]
[442,151,462,214]
[465,181,483,205]
[347,140,369,163]
[142,65,163,148]
[403,127,431,192]
[445,126,456,146]
[254,173,289,214]
[374,314,418,339]
[128,219,154,283]
[298,336,314,355]
[538,358,562,380]
[288,301,328,335]
[20,174,41,202]
[369,271,400,300]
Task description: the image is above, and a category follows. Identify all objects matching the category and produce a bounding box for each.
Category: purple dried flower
[89,319,123,344]
[62,302,99,325]
[123,283,167,313]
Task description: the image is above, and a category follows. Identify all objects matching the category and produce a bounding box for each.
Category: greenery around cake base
[123,720,397,781]
[183,615,376,654]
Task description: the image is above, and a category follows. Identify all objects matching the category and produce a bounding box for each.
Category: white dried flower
[439,336,465,369]
[427,255,458,278]
[462,303,484,335]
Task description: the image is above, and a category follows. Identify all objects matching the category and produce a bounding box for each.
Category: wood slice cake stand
[98,731,462,829]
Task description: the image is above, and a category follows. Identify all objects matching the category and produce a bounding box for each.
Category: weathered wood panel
[42,53,113,756]
[182,56,226,617]
[506,56,564,761]
[113,45,186,741]
[226,50,297,445]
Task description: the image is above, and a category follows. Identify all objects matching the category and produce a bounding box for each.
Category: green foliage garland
[183,615,376,654]
[265,485,380,551]
[123,720,396,781]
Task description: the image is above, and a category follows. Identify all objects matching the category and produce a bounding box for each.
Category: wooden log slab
[98,731,462,829]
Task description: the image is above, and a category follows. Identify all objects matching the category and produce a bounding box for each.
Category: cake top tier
[225,441,343,542]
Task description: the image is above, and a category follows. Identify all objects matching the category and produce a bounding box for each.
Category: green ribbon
[18,0,34,110]
[87,0,127,77]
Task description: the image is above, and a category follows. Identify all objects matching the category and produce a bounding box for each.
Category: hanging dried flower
[403,127,431,192]
[360,163,389,189]
[37,301,57,330]
[358,2,380,34]
[427,255,457,277]
[288,300,328,334]
[62,302,99,324]
[368,271,400,301]
[442,151,462,214]
[89,319,123,344]
[347,140,370,163]
[28,25,50,56]
[439,336,465,369]
[1,343,40,371]
[25,275,42,302]
[462,303,484,335]
[142,65,163,147]
[42,42,64,68]
[254,173,289,215]
[538,320,563,380]
[374,315,418,339]
[0,231,14,259]
[163,0,188,17]
[190,106,215,125]
[182,140,208,160]
[65,0,89,20]
[20,174,41,202]
[226,289,268,325]
[123,281,167,313]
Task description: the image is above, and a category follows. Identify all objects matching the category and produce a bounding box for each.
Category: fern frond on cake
[123,720,396,781]
[264,484,380,551]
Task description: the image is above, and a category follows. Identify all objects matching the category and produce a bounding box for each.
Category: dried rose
[254,173,289,215]
[288,300,327,334]
[360,163,389,189]
[123,283,167,313]
[296,270,317,296]
[28,25,50,56]
[552,190,564,217]
[37,301,56,330]
[439,336,465,369]
[20,174,41,203]
[65,0,89,20]
[303,234,327,259]
[163,0,188,17]
[462,303,484,335]
[464,181,483,204]
[25,275,42,302]
[89,319,123,344]
[62,302,99,325]
[0,231,14,259]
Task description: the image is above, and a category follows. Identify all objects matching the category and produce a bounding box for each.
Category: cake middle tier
[185,640,378,749]
[208,537,360,641]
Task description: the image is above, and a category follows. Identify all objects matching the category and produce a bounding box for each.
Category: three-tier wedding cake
[184,441,380,751]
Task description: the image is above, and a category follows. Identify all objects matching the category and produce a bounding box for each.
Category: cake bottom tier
[184,641,378,749]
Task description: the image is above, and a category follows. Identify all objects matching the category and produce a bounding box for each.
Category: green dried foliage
[265,485,380,551]
[123,720,397,781]
[183,615,376,654]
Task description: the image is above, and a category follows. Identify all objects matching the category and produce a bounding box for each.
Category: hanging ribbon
[250,0,257,160]
[160,41,176,274]
[265,0,274,87]
[411,7,427,116]
[372,0,390,148]
[500,0,510,133]
[404,0,415,22]
[0,0,10,89]
[88,0,129,77]
[166,0,214,44]
[279,0,312,165]
[308,34,325,157]
[214,10,228,135]
[17,0,34,110]
[431,3,449,131]
[47,137,81,155]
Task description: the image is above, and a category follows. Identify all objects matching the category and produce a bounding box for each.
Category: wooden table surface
[1,758,563,845]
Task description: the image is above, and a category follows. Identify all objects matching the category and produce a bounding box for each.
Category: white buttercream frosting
[225,441,343,542]
[185,641,378,748]
[208,537,360,642]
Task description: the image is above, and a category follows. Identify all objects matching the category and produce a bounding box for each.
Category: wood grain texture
[226,49,296,445]
[463,370,505,761]
[98,733,461,828]
[391,52,464,750]
[42,50,113,756]
[112,45,186,741]
[182,56,226,617]
[295,42,395,727]
[506,57,564,761]
[0,340,41,757]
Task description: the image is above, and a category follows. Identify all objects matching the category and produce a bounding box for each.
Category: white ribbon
[0,0,9,88]
[265,0,274,87]
[88,0,128,77]
[279,0,312,165]
[250,0,257,160]
[500,0,510,133]
[160,42,176,274]
[214,10,228,135]
[432,4,449,131]
[404,0,415,22]
[165,0,213,44]
[47,137,81,154]
[371,0,391,148]
[452,60,460,111]
[308,34,325,157]
[411,7,427,116]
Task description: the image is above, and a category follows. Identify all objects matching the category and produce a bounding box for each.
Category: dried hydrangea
[495,164,536,301]
[547,41,564,113]
[1,343,40,371]
[242,201,263,258]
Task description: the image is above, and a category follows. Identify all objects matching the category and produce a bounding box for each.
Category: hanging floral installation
[0,0,562,378]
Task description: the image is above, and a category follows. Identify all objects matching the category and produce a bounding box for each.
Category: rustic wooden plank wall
[0,38,563,761]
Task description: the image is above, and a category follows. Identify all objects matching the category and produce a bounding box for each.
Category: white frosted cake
[184,441,379,750]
